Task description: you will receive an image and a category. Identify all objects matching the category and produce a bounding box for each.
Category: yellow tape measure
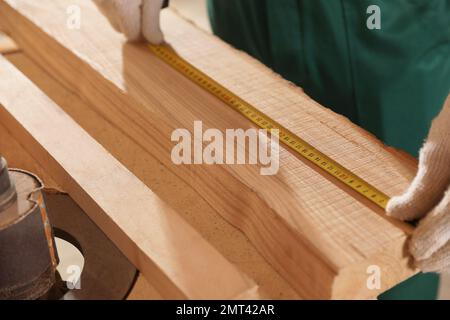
[149,44,390,209]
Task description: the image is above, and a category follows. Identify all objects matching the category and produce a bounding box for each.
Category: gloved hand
[93,0,165,44]
[387,93,450,273]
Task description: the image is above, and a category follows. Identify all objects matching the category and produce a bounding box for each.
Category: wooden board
[0,32,19,54]
[2,50,299,299]
[0,55,257,299]
[0,123,163,300]
[0,0,418,298]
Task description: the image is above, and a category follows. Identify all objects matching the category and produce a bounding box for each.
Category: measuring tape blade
[149,44,390,209]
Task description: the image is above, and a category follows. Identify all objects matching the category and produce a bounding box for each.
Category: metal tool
[149,44,390,209]
[0,156,137,299]
[0,156,58,299]
[45,192,137,300]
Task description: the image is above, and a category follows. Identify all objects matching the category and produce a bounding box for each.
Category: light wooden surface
[1,49,299,299]
[0,55,258,299]
[0,31,18,54]
[171,0,211,33]
[1,48,299,299]
[0,117,159,299]
[0,0,419,298]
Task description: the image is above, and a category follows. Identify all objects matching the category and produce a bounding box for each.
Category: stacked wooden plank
[0,0,418,299]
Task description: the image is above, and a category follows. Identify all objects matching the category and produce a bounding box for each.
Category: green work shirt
[208,0,450,156]
[207,0,450,299]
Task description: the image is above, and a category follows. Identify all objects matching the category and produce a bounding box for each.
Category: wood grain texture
[3,50,298,299]
[0,55,256,299]
[0,0,418,298]
[0,32,19,54]
[0,119,161,300]
[0,121,164,300]
[0,123,61,191]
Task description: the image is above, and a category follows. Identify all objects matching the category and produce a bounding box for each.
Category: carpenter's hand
[387,94,450,273]
[93,0,165,44]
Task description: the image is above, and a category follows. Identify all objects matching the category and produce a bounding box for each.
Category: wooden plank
[0,0,418,298]
[0,123,61,191]
[0,118,164,300]
[171,0,212,33]
[3,50,298,299]
[0,55,257,299]
[0,125,164,301]
[127,274,163,300]
[0,32,19,54]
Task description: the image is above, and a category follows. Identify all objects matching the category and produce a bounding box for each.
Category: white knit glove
[93,0,165,44]
[387,94,450,273]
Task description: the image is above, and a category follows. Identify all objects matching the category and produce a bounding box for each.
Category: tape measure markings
[149,44,390,209]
